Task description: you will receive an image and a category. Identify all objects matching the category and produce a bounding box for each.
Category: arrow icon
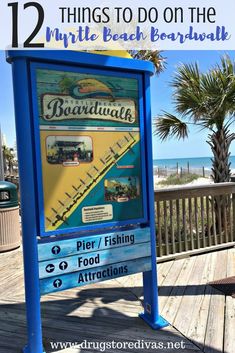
[45,264,55,273]
[52,246,61,255]
[59,261,68,271]
[53,279,62,288]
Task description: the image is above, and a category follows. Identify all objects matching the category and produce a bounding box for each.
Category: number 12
[8,2,45,48]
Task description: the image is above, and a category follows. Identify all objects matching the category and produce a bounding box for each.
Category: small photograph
[104,177,140,202]
[46,135,93,165]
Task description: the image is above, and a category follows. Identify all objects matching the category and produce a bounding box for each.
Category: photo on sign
[104,177,140,202]
[46,135,93,166]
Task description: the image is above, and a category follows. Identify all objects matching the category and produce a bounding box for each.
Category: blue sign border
[7,50,168,353]
[30,61,149,236]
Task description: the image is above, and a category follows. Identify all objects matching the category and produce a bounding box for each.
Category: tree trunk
[207,126,235,235]
[9,161,13,175]
[207,126,234,183]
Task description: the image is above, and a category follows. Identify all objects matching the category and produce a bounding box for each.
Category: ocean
[153,156,235,172]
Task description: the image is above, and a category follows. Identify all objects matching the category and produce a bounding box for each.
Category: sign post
[7,50,168,353]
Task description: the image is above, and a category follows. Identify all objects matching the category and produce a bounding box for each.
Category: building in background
[0,131,18,177]
[0,127,4,180]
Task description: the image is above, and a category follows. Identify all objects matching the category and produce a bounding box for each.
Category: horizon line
[154,155,235,160]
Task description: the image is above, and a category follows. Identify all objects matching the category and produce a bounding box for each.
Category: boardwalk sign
[7,50,167,353]
[37,69,144,233]
[38,228,151,294]
[42,95,136,123]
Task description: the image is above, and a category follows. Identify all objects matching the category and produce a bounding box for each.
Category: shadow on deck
[0,246,234,353]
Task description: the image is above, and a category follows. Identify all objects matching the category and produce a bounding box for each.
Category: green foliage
[155,112,188,141]
[128,50,166,74]
[59,76,76,93]
[158,173,199,186]
[2,145,15,174]
[2,145,14,162]
[154,55,235,183]
[155,55,235,137]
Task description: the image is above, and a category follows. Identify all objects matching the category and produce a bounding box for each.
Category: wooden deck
[0,246,234,353]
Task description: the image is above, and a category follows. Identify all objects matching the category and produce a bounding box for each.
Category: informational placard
[8,50,168,353]
[38,228,151,294]
[34,67,146,234]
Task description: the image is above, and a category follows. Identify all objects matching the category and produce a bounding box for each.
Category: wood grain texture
[0,247,201,353]
[1,247,235,352]
[155,183,235,258]
[155,183,235,201]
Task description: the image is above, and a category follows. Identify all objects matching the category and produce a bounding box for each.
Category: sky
[0,50,235,159]
[151,50,235,159]
[0,51,16,148]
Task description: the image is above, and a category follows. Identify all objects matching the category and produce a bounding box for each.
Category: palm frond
[128,50,166,74]
[171,63,208,118]
[169,56,235,129]
[172,62,200,91]
[154,112,189,141]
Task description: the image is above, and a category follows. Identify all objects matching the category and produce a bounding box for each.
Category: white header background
[0,0,235,50]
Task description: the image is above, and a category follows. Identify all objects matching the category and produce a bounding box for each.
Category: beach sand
[154,175,214,190]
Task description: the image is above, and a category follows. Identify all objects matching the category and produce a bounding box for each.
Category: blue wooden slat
[39,241,151,279]
[38,227,151,261]
[40,256,152,295]
[7,50,155,75]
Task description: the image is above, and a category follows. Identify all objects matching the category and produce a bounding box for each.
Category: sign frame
[7,50,168,353]
[30,61,149,236]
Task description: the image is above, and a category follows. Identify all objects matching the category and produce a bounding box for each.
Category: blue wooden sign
[38,228,150,261]
[38,228,152,293]
[31,63,148,236]
[7,50,168,353]
[40,257,152,295]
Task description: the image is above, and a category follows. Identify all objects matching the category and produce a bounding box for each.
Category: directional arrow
[45,264,55,273]
[51,246,61,255]
[59,261,68,271]
[53,279,62,288]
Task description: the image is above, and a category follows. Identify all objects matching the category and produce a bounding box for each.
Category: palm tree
[155,55,235,183]
[59,76,76,94]
[2,146,15,175]
[129,50,166,74]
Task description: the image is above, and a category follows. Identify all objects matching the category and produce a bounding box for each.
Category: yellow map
[40,130,140,231]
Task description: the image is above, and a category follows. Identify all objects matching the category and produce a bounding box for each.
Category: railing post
[232,193,235,241]
[155,183,235,258]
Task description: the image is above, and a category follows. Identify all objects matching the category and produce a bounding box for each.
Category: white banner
[42,94,137,124]
[0,0,235,50]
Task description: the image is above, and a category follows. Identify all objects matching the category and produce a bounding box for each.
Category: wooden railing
[154,182,235,259]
